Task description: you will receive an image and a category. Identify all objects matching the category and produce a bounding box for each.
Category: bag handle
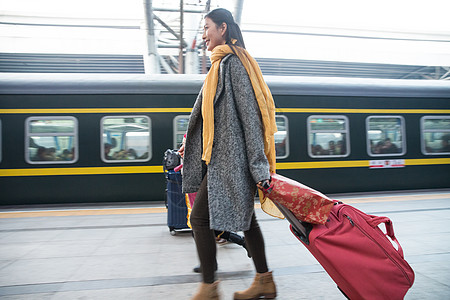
[367,216,404,258]
[273,201,311,245]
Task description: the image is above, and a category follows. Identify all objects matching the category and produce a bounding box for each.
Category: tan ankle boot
[233,271,276,300]
[191,281,220,300]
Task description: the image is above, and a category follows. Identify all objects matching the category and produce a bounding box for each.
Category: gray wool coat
[182,54,270,232]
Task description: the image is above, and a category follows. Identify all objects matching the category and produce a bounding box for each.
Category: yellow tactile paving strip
[0,207,168,219]
[338,193,450,204]
[0,193,448,219]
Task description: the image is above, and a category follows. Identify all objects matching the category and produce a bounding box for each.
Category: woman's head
[203,8,245,51]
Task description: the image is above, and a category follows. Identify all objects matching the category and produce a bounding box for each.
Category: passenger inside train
[310,140,347,156]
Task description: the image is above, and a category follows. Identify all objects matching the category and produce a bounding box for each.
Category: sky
[242,0,449,33]
[239,0,450,65]
[0,0,449,66]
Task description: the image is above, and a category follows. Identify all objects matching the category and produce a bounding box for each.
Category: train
[0,73,449,205]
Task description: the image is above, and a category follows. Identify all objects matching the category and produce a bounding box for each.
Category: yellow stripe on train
[276,158,450,170]
[0,158,449,177]
[1,108,449,114]
[276,108,450,114]
[0,166,163,177]
[0,108,194,114]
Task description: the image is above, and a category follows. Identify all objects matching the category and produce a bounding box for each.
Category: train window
[366,116,405,156]
[275,115,289,159]
[26,117,78,164]
[174,115,190,149]
[101,116,151,162]
[308,116,349,158]
[421,116,450,155]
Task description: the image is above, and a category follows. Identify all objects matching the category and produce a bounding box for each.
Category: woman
[180,8,280,300]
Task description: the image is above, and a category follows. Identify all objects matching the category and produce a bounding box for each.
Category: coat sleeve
[181,89,205,193]
[226,55,270,184]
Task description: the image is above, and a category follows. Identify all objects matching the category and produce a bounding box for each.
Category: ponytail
[227,22,246,49]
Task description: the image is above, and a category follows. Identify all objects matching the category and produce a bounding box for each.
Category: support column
[178,0,184,74]
[185,42,199,74]
[143,0,160,74]
[233,0,244,26]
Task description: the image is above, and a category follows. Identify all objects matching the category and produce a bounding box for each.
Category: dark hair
[205,8,246,49]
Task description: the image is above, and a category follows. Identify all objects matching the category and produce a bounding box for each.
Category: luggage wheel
[169,226,176,236]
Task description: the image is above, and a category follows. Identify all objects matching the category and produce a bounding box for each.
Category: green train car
[0,73,449,205]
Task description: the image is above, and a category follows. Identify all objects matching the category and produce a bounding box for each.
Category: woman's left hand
[178,144,185,158]
[257,179,271,191]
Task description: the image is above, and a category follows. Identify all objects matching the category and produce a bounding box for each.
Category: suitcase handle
[368,216,404,258]
[273,201,311,244]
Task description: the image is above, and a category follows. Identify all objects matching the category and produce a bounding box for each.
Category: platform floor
[0,189,449,299]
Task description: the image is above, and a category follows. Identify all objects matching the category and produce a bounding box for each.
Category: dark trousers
[190,176,269,283]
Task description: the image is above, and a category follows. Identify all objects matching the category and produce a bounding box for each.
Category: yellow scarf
[201,43,283,219]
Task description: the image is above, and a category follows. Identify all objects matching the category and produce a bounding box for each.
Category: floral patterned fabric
[262,174,335,224]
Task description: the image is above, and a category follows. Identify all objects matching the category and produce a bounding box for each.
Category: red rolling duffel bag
[275,202,415,300]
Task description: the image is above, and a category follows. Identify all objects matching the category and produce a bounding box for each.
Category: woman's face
[202,17,227,51]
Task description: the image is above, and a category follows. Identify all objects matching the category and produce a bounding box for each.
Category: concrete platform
[0,189,449,299]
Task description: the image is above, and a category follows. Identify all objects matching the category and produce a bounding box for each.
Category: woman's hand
[257,179,271,192]
[178,144,185,158]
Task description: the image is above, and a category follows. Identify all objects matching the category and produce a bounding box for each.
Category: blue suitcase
[165,170,189,235]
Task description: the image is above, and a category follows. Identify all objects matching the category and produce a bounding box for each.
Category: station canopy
[0,0,449,80]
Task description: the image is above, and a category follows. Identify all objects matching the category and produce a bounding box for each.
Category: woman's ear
[220,22,227,37]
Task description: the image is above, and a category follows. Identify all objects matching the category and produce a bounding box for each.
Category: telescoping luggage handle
[273,201,312,245]
[367,216,405,258]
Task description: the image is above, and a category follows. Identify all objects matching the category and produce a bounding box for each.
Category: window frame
[101,115,152,163]
[275,115,289,159]
[307,115,350,158]
[420,115,450,155]
[173,115,190,150]
[25,116,78,164]
[366,115,406,157]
